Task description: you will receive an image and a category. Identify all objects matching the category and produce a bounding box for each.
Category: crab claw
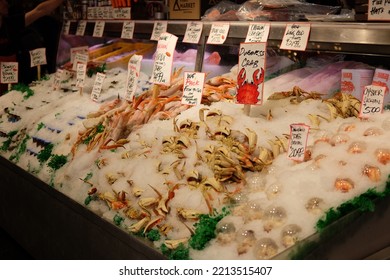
[237,68,247,88]
[253,68,265,86]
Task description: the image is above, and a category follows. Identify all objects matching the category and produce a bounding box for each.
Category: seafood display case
[1,20,390,260]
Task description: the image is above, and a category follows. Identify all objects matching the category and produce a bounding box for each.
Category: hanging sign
[280,23,311,51]
[93,21,105,37]
[368,1,390,21]
[150,21,168,41]
[76,20,87,36]
[63,20,71,35]
[207,23,229,45]
[236,42,266,105]
[245,23,270,43]
[151,32,178,86]
[91,72,106,101]
[1,62,18,84]
[121,21,135,39]
[125,54,143,101]
[287,123,310,162]
[182,72,205,106]
[183,21,203,44]
[359,85,385,118]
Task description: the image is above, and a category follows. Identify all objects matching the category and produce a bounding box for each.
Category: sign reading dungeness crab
[236,42,266,105]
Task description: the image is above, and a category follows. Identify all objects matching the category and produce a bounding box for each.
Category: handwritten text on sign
[151,32,178,86]
[121,21,135,39]
[280,23,311,51]
[183,21,203,44]
[91,72,106,101]
[207,23,229,45]
[93,21,105,37]
[72,53,89,71]
[368,0,390,21]
[76,20,87,36]
[30,48,47,67]
[125,54,142,101]
[236,42,266,105]
[245,23,270,43]
[287,123,310,162]
[53,69,63,90]
[150,21,168,41]
[76,63,87,88]
[63,20,70,35]
[1,62,18,84]
[70,46,89,63]
[182,72,205,106]
[360,85,385,118]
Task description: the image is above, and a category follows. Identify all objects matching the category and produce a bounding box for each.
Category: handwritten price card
[72,53,89,71]
[70,46,89,63]
[359,85,385,118]
[368,0,390,20]
[76,63,87,88]
[29,48,47,67]
[183,21,203,44]
[93,21,105,37]
[91,72,106,101]
[125,54,142,101]
[207,23,229,45]
[1,62,18,84]
[150,21,168,41]
[280,23,311,51]
[245,23,270,43]
[236,42,266,105]
[121,21,135,39]
[76,20,87,36]
[63,20,71,35]
[182,72,205,106]
[53,69,63,90]
[151,32,178,86]
[287,123,310,162]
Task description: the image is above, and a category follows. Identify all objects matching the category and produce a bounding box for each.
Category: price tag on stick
[125,54,142,101]
[359,85,385,118]
[76,63,87,94]
[287,123,310,162]
[91,72,106,101]
[29,48,47,80]
[1,62,18,90]
[182,72,205,106]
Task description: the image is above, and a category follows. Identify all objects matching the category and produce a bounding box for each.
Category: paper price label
[368,1,390,21]
[287,123,310,162]
[183,21,203,44]
[359,85,385,118]
[1,62,18,84]
[245,23,270,43]
[53,69,63,90]
[151,32,178,86]
[93,21,105,37]
[125,54,142,101]
[182,72,205,106]
[70,46,89,63]
[121,21,135,39]
[72,53,89,71]
[151,21,168,41]
[236,42,266,105]
[280,23,311,51]
[207,23,229,45]
[63,20,71,35]
[30,48,47,67]
[91,72,106,101]
[76,63,87,88]
[76,20,87,36]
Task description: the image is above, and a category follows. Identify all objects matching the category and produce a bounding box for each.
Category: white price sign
[93,21,105,37]
[359,85,385,118]
[183,21,203,44]
[245,23,270,43]
[1,62,18,84]
[121,21,135,39]
[280,23,311,51]
[72,53,89,71]
[29,48,47,67]
[76,20,87,36]
[207,23,229,45]
[368,1,390,21]
[91,72,106,101]
[151,32,178,86]
[287,123,310,162]
[125,54,143,101]
[76,63,87,88]
[63,20,71,35]
[150,21,168,41]
[182,72,205,106]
